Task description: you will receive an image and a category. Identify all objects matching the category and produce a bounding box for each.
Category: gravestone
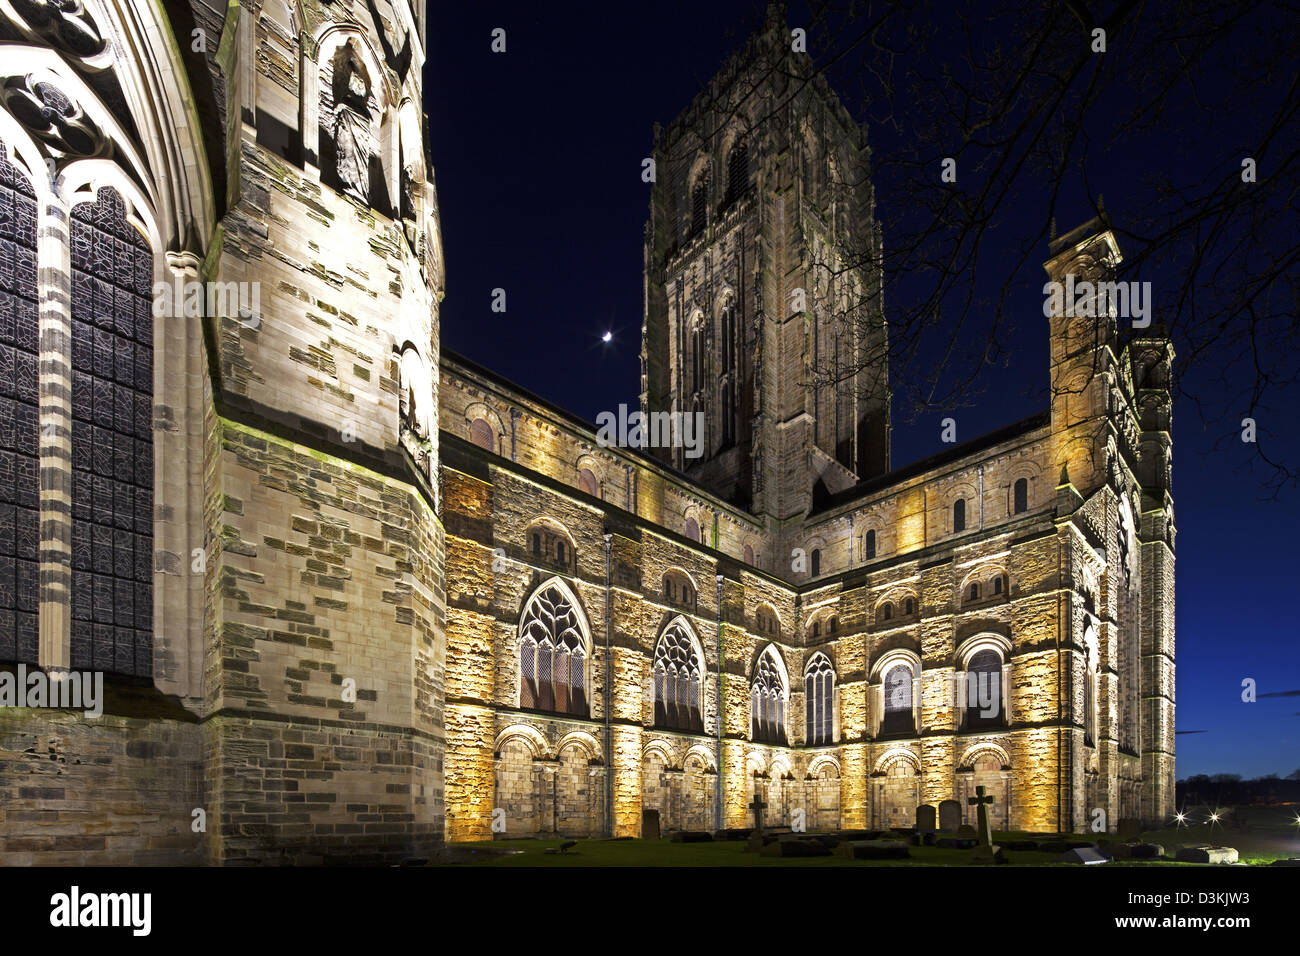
[839,839,910,860]
[1059,847,1109,865]
[1175,845,1239,864]
[641,808,661,840]
[744,792,769,852]
[967,785,1005,864]
[938,800,962,832]
[915,805,937,833]
[760,836,832,858]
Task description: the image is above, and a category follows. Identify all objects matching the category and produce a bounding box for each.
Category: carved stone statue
[332,42,371,205]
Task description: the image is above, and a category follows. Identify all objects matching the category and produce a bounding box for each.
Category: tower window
[810,548,821,576]
[864,529,876,559]
[904,597,914,616]
[1013,477,1029,514]
[969,582,980,601]
[882,603,892,622]
[725,141,748,204]
[993,575,1003,596]
[953,498,966,533]
[692,181,708,235]
[578,467,598,498]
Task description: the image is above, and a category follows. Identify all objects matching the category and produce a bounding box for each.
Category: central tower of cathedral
[640,6,890,521]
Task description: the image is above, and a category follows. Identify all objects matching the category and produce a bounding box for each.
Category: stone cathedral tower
[640,5,890,523]
[0,0,446,863]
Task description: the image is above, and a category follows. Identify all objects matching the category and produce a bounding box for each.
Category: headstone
[1059,847,1109,865]
[1117,818,1141,840]
[759,836,831,858]
[1175,845,1239,864]
[936,835,977,849]
[938,799,962,832]
[641,808,661,840]
[957,824,977,839]
[915,804,937,832]
[967,785,1004,864]
[839,839,910,860]
[1113,842,1164,859]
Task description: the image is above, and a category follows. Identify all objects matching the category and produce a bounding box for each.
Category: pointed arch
[652,615,706,733]
[517,577,592,716]
[750,644,788,745]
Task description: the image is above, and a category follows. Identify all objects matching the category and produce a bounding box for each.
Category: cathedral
[0,0,1174,864]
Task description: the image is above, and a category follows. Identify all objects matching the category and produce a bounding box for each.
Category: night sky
[427,1,1300,780]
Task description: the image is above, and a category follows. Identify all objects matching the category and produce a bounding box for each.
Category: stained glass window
[653,619,703,733]
[751,648,787,744]
[0,140,39,664]
[518,581,588,716]
[69,187,153,675]
[804,653,835,746]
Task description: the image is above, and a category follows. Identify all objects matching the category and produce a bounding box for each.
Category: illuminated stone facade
[0,0,444,863]
[440,10,1175,840]
[0,2,1173,865]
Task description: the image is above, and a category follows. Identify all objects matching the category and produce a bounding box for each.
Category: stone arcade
[0,1,1174,863]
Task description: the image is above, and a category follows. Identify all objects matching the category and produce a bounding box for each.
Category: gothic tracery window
[518,580,589,716]
[750,646,787,744]
[653,619,704,732]
[804,652,834,746]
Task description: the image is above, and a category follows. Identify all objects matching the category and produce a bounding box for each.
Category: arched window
[684,516,700,543]
[70,187,154,676]
[691,180,708,236]
[518,580,589,716]
[881,602,893,622]
[725,140,748,204]
[469,418,495,452]
[1013,477,1028,514]
[525,521,575,570]
[953,498,966,533]
[863,529,876,559]
[964,648,1004,729]
[743,544,755,565]
[720,301,736,373]
[653,619,704,733]
[993,575,1003,596]
[970,582,980,601]
[578,467,598,497]
[662,570,695,610]
[691,324,706,393]
[881,663,915,736]
[804,653,835,746]
[751,647,787,744]
[721,379,735,447]
[810,548,821,576]
[756,605,779,637]
[904,597,914,616]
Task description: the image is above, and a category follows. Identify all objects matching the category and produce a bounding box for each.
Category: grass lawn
[444,815,1300,866]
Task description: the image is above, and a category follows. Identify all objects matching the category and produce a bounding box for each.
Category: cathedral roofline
[809,410,1052,517]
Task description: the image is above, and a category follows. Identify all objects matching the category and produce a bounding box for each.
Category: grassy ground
[444,816,1300,867]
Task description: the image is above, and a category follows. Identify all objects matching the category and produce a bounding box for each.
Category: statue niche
[328,41,373,205]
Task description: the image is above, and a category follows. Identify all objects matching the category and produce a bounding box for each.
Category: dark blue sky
[428,1,1300,780]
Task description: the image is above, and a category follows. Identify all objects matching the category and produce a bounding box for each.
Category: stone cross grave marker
[968,785,995,847]
[938,799,961,832]
[749,792,768,833]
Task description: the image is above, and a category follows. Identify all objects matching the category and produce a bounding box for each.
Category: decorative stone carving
[6,0,107,60]
[2,75,103,158]
[331,41,371,205]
